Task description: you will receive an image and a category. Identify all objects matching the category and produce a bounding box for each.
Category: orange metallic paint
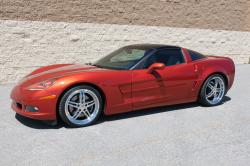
[11,48,235,121]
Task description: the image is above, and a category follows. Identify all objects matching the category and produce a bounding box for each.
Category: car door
[131,48,198,110]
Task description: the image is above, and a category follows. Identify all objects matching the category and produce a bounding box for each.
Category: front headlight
[27,79,56,91]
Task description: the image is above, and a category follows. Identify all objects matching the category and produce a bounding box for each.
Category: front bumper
[11,85,58,120]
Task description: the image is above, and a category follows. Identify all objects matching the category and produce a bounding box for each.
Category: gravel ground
[0,65,250,166]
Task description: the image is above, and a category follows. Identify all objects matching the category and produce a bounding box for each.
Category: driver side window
[144,49,185,68]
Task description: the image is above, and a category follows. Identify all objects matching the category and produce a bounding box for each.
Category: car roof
[124,44,181,50]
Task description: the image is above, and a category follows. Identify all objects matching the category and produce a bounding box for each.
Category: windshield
[93,46,150,70]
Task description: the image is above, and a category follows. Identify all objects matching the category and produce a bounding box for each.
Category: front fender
[48,70,133,116]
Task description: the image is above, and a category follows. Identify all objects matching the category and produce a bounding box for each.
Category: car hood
[19,64,107,85]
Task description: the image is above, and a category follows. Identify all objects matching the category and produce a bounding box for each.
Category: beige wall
[0,0,250,31]
[1,20,250,83]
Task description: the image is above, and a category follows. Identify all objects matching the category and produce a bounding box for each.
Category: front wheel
[58,85,103,127]
[199,74,226,106]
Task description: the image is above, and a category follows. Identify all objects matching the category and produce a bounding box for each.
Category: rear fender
[193,63,229,98]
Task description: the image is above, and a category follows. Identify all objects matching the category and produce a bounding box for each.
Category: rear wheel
[199,74,226,106]
[58,85,103,127]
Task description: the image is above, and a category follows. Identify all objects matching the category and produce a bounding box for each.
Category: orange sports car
[11,44,235,127]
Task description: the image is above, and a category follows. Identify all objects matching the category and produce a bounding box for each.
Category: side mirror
[148,63,166,73]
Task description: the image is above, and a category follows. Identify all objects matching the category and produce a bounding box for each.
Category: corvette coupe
[11,44,235,127]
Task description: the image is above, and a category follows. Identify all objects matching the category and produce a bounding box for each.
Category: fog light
[26,106,39,112]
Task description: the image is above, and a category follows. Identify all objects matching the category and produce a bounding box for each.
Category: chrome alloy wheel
[65,89,100,126]
[205,76,225,105]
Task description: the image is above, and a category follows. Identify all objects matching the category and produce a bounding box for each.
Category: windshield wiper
[91,64,104,68]
[85,62,92,65]
[85,62,103,68]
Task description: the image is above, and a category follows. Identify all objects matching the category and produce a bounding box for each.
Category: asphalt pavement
[0,65,250,166]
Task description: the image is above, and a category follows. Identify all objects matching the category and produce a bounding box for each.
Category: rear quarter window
[188,49,206,61]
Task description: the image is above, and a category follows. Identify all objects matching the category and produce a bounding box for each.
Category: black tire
[58,85,103,127]
[198,74,226,107]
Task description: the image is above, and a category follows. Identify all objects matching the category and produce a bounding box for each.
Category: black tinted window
[188,49,206,61]
[144,49,184,68]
